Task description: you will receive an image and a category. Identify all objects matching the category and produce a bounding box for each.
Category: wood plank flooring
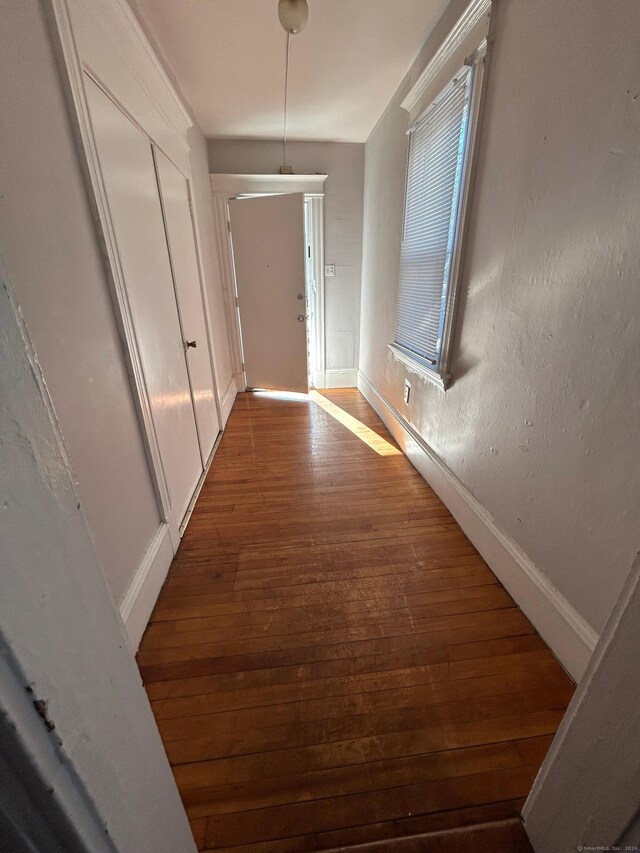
[137,389,573,852]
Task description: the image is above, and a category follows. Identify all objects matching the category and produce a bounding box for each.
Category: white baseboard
[119,523,173,651]
[219,375,238,426]
[179,430,223,536]
[358,370,598,682]
[323,368,358,389]
[312,369,326,388]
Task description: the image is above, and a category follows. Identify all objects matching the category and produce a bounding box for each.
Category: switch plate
[403,379,411,404]
[324,264,335,277]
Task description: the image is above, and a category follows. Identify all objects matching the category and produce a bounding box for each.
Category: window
[393,49,484,390]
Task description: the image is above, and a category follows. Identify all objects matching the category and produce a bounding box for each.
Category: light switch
[403,379,411,404]
[324,264,335,277]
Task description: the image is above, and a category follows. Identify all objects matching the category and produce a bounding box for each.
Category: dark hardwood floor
[137,389,573,851]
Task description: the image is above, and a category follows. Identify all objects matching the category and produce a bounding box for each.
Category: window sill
[388,344,450,392]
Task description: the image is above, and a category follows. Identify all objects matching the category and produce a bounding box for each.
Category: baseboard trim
[179,430,223,536]
[324,368,358,389]
[119,523,173,651]
[219,375,238,426]
[358,370,598,681]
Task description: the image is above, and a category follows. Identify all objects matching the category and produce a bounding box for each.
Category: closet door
[154,149,220,459]
[84,76,202,536]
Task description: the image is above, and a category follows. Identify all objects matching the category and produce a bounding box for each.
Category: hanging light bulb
[278,0,308,173]
[278,0,309,35]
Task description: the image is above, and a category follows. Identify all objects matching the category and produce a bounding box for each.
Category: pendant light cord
[283,31,291,166]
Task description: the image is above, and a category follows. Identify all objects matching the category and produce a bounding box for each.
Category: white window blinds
[395,65,473,369]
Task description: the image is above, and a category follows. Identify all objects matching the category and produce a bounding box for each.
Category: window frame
[390,39,488,391]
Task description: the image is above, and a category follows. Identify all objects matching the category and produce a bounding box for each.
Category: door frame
[48,0,223,537]
[210,173,327,391]
[46,0,225,643]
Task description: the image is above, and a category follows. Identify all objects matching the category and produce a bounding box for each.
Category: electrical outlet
[324,264,335,277]
[403,379,411,404]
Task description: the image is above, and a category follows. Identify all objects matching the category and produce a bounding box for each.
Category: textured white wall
[0,0,160,605]
[359,0,640,635]
[207,138,364,376]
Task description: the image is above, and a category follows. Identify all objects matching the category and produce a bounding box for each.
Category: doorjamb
[210,173,327,391]
[306,195,326,389]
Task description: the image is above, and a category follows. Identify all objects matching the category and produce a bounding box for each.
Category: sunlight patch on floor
[309,391,402,457]
[252,390,310,402]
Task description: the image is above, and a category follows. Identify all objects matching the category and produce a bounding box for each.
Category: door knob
[185,340,197,349]
[297,314,305,322]
[297,293,304,300]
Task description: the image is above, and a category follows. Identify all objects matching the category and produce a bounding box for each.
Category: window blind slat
[395,66,473,366]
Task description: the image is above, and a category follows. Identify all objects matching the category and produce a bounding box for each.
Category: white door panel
[229,193,308,393]
[154,148,220,459]
[84,76,202,535]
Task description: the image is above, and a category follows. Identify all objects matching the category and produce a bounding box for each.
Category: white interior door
[229,193,308,393]
[154,148,220,459]
[84,76,202,538]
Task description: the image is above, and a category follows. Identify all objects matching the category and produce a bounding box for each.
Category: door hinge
[234,297,239,308]
[241,362,245,371]
[187,194,194,216]
[227,220,232,233]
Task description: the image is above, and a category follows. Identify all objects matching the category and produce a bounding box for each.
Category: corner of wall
[358,370,598,682]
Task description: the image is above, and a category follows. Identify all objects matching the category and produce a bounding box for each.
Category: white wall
[208,138,364,383]
[359,0,640,641]
[0,0,160,606]
[0,238,194,852]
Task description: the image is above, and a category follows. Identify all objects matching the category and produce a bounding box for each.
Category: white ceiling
[132,0,449,142]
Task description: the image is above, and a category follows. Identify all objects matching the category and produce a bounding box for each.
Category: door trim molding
[210,173,327,195]
[211,193,246,391]
[306,195,326,390]
[61,0,191,171]
[219,375,239,426]
[183,171,225,430]
[119,522,173,650]
[358,369,598,681]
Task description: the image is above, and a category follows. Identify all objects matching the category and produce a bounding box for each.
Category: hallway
[137,390,574,851]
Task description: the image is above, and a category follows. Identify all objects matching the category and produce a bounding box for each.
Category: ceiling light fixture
[278,0,309,174]
[278,0,309,35]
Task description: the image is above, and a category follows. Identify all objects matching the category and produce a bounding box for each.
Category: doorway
[210,173,327,394]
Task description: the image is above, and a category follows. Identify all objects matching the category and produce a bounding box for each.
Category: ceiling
[132,0,449,142]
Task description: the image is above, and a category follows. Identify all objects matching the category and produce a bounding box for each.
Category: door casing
[50,0,224,560]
